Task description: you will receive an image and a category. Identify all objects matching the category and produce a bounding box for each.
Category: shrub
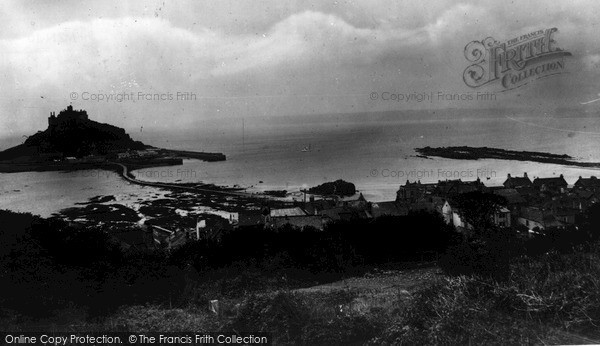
[373,276,589,345]
[228,289,390,345]
[229,291,309,343]
[105,305,217,332]
[375,244,600,344]
[439,242,509,281]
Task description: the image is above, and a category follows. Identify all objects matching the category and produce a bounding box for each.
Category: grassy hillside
[2,207,600,344]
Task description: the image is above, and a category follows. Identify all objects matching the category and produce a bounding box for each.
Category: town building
[503,173,533,189]
[396,180,436,203]
[336,193,368,209]
[517,206,564,231]
[434,178,486,198]
[370,201,409,218]
[574,176,600,194]
[266,215,326,231]
[493,188,525,223]
[532,175,568,193]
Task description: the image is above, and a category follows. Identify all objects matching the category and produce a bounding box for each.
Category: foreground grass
[105,245,600,345]
[99,267,438,344]
[99,289,408,344]
[4,245,600,345]
[375,244,600,345]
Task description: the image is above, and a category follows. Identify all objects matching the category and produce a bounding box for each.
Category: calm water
[133,110,600,201]
[2,109,600,216]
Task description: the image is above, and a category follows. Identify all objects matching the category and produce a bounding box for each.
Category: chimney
[524,172,527,178]
[560,174,564,179]
[507,173,511,178]
[196,219,206,240]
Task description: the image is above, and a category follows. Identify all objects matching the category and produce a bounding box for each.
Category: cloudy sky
[1,0,599,138]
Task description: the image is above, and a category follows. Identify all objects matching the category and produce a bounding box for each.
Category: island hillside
[0,105,147,160]
[0,105,225,172]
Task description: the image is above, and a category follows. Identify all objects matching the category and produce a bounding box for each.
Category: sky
[1,0,599,139]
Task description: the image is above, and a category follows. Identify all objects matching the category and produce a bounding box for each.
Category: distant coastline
[415,146,600,168]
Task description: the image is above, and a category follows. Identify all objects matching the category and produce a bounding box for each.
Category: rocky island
[416,146,600,168]
[0,105,225,173]
[307,179,356,197]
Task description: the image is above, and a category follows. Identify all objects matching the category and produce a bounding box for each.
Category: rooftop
[270,207,307,217]
[533,175,567,186]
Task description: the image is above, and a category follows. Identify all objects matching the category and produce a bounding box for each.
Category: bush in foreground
[375,244,600,344]
[227,290,395,345]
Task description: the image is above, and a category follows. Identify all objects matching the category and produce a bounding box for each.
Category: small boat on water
[301,144,312,152]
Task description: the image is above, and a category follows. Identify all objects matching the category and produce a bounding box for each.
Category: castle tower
[48,111,58,134]
[48,105,90,134]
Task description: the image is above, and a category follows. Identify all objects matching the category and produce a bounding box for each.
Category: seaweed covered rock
[308,179,356,197]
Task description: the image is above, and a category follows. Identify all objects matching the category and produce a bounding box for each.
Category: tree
[451,192,512,281]
[583,203,600,241]
[453,191,507,237]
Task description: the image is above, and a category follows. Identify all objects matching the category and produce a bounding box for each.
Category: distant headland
[0,105,225,173]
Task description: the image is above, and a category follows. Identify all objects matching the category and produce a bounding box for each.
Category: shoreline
[0,148,226,174]
[110,162,256,197]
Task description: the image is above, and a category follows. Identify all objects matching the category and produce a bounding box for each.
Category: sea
[2,109,600,217]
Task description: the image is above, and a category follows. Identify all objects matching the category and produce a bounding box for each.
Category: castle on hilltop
[48,105,89,134]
